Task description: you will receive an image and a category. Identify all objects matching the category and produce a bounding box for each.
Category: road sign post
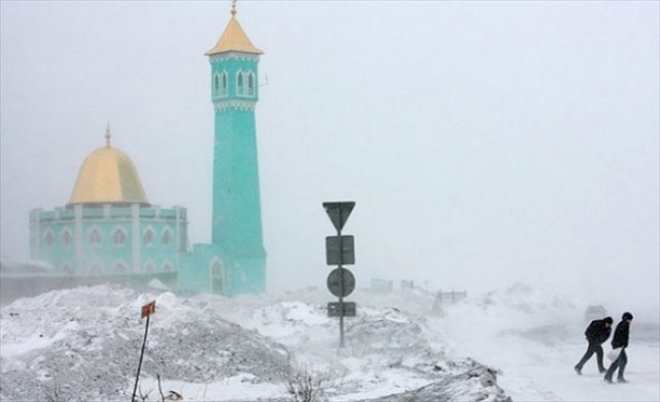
[132,301,156,402]
[328,301,356,317]
[327,267,355,297]
[323,201,357,348]
[325,235,355,265]
[323,202,355,232]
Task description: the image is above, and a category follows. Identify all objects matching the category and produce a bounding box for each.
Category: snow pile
[0,284,514,401]
[2,281,658,401]
[1,285,291,401]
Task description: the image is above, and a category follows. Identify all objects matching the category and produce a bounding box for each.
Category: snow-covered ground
[1,283,658,401]
[437,284,660,402]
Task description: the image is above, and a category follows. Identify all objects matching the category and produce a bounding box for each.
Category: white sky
[1,1,658,305]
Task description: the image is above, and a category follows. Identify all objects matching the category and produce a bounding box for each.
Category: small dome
[68,128,149,206]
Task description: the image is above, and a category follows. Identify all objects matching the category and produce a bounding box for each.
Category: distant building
[26,3,266,297]
[29,128,186,287]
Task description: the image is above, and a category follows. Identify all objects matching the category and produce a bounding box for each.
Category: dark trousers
[576,341,605,371]
[605,348,628,380]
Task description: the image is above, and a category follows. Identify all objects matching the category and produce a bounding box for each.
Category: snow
[0,256,54,273]
[1,283,658,401]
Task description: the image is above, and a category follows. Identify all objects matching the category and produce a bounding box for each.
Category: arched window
[222,72,228,96]
[44,230,54,248]
[210,259,228,295]
[144,262,155,273]
[162,262,173,272]
[143,228,154,246]
[213,73,220,98]
[113,228,126,246]
[237,72,244,95]
[211,261,223,277]
[248,73,255,96]
[88,228,102,246]
[161,228,172,245]
[62,229,72,247]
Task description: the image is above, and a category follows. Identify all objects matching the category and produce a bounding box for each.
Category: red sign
[141,301,156,319]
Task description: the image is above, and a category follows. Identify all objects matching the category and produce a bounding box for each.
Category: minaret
[206,1,266,294]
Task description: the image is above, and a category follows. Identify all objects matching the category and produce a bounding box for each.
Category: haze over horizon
[1,1,658,307]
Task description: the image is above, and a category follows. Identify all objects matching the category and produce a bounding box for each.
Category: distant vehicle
[585,305,608,322]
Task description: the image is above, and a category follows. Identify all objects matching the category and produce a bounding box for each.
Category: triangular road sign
[323,201,355,232]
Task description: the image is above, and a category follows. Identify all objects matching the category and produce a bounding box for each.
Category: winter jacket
[611,320,630,349]
[585,319,611,344]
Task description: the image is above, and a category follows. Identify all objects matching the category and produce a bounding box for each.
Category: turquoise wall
[30,205,188,280]
[180,244,216,295]
[209,52,266,295]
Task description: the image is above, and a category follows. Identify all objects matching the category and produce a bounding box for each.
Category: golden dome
[205,2,263,56]
[67,126,149,206]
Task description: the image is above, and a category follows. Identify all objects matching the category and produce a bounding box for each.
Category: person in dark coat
[604,312,634,383]
[574,316,613,374]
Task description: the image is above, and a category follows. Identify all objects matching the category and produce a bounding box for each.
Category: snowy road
[485,336,659,401]
[437,304,660,402]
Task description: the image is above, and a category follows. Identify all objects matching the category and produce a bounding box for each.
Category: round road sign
[327,267,355,298]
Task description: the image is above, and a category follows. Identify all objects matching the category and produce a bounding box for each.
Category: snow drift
[1,282,657,401]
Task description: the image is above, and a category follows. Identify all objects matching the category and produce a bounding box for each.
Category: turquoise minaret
[205,2,266,294]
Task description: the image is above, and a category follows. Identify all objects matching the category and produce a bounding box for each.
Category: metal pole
[131,315,150,402]
[338,208,345,348]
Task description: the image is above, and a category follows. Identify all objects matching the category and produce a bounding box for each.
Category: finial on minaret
[231,0,237,17]
[105,122,111,148]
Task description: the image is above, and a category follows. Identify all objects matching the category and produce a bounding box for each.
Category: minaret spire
[205,0,262,55]
[105,122,111,148]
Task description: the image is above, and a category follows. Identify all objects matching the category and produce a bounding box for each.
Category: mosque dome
[67,127,149,207]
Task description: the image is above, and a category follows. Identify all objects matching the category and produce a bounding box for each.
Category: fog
[1,1,658,310]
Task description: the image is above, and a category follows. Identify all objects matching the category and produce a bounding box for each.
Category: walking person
[574,316,613,374]
[604,312,634,383]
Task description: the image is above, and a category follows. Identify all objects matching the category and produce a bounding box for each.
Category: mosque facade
[29,128,187,287]
[27,4,266,297]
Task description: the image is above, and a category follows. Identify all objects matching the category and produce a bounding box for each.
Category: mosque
[26,3,266,297]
